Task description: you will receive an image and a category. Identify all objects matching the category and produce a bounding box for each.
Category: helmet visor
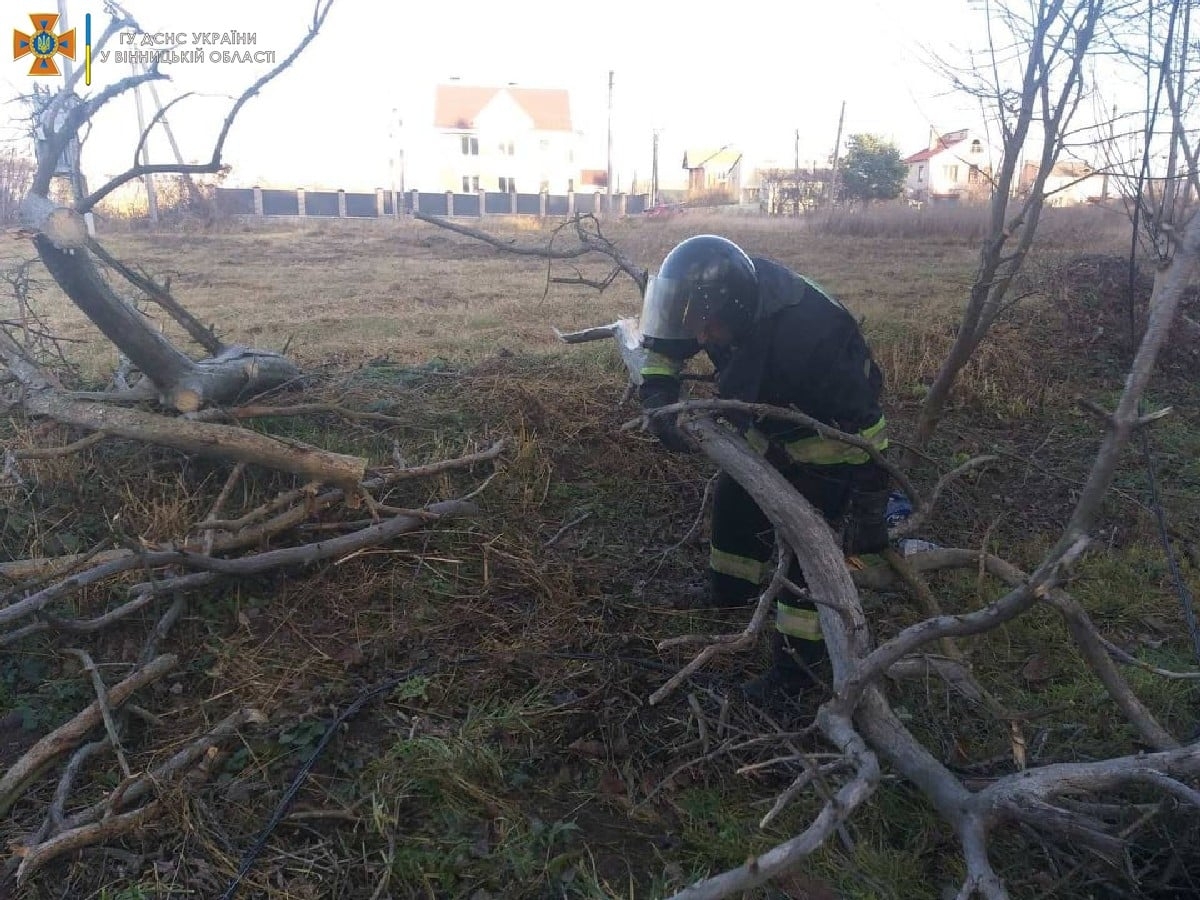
[639,274,725,343]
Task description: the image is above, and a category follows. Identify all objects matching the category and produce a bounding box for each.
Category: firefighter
[638,234,891,700]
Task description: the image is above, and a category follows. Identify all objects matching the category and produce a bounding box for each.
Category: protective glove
[639,375,695,454]
[844,486,891,556]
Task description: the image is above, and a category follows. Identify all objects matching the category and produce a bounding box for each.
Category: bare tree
[909,0,1105,455]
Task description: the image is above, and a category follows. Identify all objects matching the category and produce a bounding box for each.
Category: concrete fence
[215,187,649,219]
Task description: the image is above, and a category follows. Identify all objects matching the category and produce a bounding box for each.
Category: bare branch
[75,0,336,212]
[12,430,107,459]
[0,654,177,818]
[649,547,791,705]
[88,240,222,355]
[63,649,130,778]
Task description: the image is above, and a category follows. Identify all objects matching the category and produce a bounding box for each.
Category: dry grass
[807,200,1134,246]
[1,215,985,381]
[2,214,1199,898]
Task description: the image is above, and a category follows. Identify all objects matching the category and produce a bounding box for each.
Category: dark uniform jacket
[641,257,890,492]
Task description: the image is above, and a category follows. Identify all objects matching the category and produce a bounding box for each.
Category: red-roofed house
[431,83,580,194]
[903,128,995,201]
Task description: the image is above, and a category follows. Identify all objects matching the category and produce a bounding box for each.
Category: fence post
[539,190,547,218]
[411,189,419,214]
[617,193,627,216]
[479,188,487,218]
[594,190,603,217]
[296,188,306,217]
[375,188,385,217]
[446,190,454,217]
[510,190,517,215]
[337,189,347,218]
[567,191,575,216]
[252,187,263,216]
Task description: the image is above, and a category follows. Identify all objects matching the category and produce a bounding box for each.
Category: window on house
[498,177,516,192]
[968,165,980,184]
[462,175,479,192]
[462,176,470,193]
[945,164,960,182]
[539,139,550,152]
[498,141,515,156]
[917,164,925,183]
[460,135,478,155]
[970,139,983,153]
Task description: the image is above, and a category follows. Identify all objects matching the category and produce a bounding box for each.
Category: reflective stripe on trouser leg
[709,548,768,584]
[775,598,823,642]
[709,471,773,596]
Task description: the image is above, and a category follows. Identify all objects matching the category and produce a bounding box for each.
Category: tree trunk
[909,320,984,451]
[32,233,300,411]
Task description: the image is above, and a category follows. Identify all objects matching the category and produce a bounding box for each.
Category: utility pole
[606,70,614,210]
[130,63,159,223]
[54,0,95,235]
[143,70,202,207]
[793,128,800,216]
[828,100,845,207]
[651,129,659,206]
[1101,102,1116,202]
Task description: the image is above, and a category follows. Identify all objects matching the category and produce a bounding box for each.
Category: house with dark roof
[902,128,995,202]
[430,83,580,194]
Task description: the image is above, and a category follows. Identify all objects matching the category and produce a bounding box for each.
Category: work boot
[740,632,829,710]
[705,569,761,610]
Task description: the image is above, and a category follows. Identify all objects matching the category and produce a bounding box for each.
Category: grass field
[2,208,1199,899]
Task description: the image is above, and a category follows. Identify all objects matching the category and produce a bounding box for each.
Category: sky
[0,0,1153,193]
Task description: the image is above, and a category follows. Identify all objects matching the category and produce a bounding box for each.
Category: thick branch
[635,398,919,520]
[88,239,223,355]
[20,389,365,487]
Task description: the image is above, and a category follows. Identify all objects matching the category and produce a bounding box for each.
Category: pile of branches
[0,1,515,888]
[0,428,503,885]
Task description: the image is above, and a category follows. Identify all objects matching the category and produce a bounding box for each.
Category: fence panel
[216,188,255,215]
[547,194,569,216]
[345,192,378,217]
[484,192,511,214]
[453,193,480,216]
[261,189,299,216]
[515,193,541,215]
[304,191,339,217]
[574,193,595,215]
[418,192,448,215]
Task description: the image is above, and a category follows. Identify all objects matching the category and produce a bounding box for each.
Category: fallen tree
[553,207,1200,898]
[8,1,353,482]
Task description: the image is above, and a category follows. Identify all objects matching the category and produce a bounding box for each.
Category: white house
[902,128,996,202]
[1018,160,1105,206]
[682,147,743,200]
[427,83,581,194]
